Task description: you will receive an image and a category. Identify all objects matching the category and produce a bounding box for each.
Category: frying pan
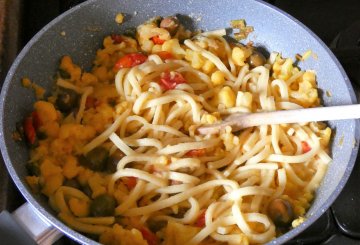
[0,0,359,244]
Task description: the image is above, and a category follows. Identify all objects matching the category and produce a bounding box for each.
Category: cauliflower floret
[185,49,204,69]
[100,224,148,245]
[42,173,64,196]
[302,71,316,86]
[63,155,80,179]
[164,221,200,245]
[88,173,107,198]
[34,101,58,123]
[290,80,319,107]
[162,39,186,59]
[40,158,62,177]
[60,55,82,82]
[137,23,171,53]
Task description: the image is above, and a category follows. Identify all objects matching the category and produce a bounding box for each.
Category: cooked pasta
[21,16,332,245]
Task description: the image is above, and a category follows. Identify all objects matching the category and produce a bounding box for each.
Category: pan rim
[0,0,358,244]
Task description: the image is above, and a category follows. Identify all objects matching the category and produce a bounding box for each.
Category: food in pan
[19,16,332,244]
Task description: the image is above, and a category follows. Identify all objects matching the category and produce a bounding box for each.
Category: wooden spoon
[197,104,360,135]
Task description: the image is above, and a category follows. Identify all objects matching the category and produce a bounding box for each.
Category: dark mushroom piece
[56,88,79,113]
[106,150,125,173]
[90,194,117,217]
[79,146,109,172]
[147,219,167,233]
[26,161,40,176]
[248,50,266,68]
[63,178,81,189]
[160,16,179,35]
[267,198,294,227]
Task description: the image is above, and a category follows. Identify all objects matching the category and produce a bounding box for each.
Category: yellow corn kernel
[201,114,218,124]
[69,198,90,217]
[41,173,64,197]
[236,91,253,108]
[115,13,124,24]
[211,71,225,86]
[218,86,236,108]
[232,47,245,66]
[202,60,215,74]
[156,155,169,165]
[34,101,58,123]
[185,49,204,69]
[232,46,251,66]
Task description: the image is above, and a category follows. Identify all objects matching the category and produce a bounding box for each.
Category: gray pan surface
[0,0,359,244]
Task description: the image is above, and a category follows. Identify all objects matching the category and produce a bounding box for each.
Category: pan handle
[10,202,63,244]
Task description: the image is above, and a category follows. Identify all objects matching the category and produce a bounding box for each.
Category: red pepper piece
[151,35,165,45]
[23,116,36,145]
[111,34,123,44]
[114,53,148,70]
[140,227,158,245]
[155,51,173,60]
[185,149,206,157]
[31,111,42,131]
[195,210,206,227]
[123,176,138,190]
[159,71,186,91]
[301,141,311,153]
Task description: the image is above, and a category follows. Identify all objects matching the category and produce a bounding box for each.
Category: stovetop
[0,0,360,244]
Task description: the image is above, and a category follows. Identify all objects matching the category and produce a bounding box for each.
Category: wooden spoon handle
[197,104,360,135]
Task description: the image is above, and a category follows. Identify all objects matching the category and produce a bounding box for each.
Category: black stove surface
[1,0,360,244]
